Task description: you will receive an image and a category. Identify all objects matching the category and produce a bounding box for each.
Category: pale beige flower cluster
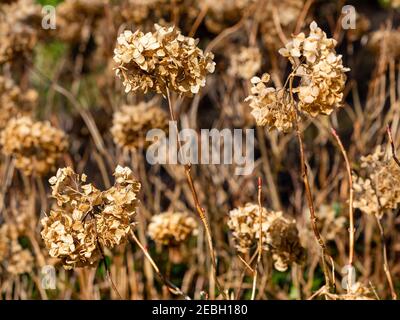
[111,101,169,150]
[0,75,38,130]
[390,0,400,8]
[369,29,400,59]
[203,0,254,33]
[56,0,108,43]
[227,203,304,271]
[148,211,198,246]
[279,21,350,116]
[321,282,375,300]
[245,73,295,132]
[41,166,141,269]
[0,217,34,275]
[353,146,400,216]
[0,117,68,176]
[114,24,215,96]
[260,0,304,49]
[0,0,41,64]
[315,204,346,240]
[228,46,262,79]
[119,0,197,27]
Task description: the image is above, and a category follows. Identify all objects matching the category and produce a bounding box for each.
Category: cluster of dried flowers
[41,166,141,269]
[369,29,400,60]
[279,21,350,116]
[0,75,38,130]
[321,282,376,300]
[0,0,41,64]
[148,211,198,246]
[114,24,215,96]
[0,213,34,275]
[111,101,169,150]
[353,146,400,216]
[315,204,346,241]
[228,203,305,271]
[228,46,262,79]
[246,21,349,132]
[0,117,68,176]
[245,73,295,132]
[56,0,107,43]
[260,0,304,50]
[204,0,254,33]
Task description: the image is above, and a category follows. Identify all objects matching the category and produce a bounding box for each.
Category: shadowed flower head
[353,146,400,216]
[0,117,68,176]
[228,203,305,271]
[148,211,198,246]
[245,73,295,132]
[111,100,169,150]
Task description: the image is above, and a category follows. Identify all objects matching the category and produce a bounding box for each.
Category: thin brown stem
[165,88,227,299]
[374,215,397,300]
[387,125,400,168]
[130,230,191,299]
[251,177,263,300]
[289,76,333,292]
[331,128,355,267]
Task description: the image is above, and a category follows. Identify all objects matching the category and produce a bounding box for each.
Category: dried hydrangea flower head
[204,0,254,33]
[390,0,400,8]
[0,0,41,64]
[353,146,400,216]
[148,211,198,246]
[315,204,346,241]
[114,24,215,96]
[119,0,198,29]
[0,218,34,275]
[245,73,295,132]
[56,0,107,43]
[227,203,305,271]
[111,101,169,150]
[0,75,38,130]
[320,282,376,300]
[369,29,400,60]
[260,0,304,50]
[41,166,141,269]
[279,21,350,116]
[228,46,262,79]
[0,117,68,176]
